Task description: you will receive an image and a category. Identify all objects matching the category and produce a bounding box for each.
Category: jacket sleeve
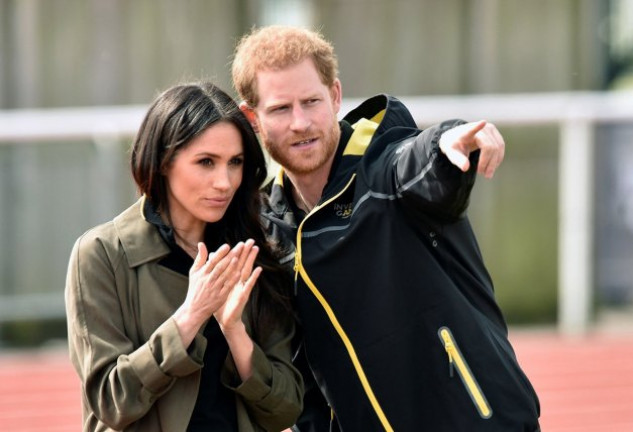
[393,119,480,222]
[65,232,206,430]
[221,318,304,431]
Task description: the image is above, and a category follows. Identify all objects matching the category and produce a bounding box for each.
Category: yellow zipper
[294,174,394,432]
[438,326,493,419]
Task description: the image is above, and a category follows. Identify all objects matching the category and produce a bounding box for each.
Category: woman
[64,82,303,431]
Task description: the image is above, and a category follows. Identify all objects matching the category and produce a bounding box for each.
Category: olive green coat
[65,198,303,431]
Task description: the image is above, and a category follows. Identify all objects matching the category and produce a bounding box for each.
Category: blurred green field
[470,126,559,325]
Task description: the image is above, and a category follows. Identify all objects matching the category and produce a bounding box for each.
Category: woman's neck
[173,229,202,257]
[163,209,206,258]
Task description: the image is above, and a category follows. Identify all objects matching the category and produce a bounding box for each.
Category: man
[232,25,540,431]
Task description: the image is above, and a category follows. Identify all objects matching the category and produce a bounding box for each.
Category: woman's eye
[230,157,244,166]
[199,158,213,167]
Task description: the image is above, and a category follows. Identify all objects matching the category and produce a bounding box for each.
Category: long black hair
[131,81,293,338]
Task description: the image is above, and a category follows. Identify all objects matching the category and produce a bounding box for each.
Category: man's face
[249,57,342,177]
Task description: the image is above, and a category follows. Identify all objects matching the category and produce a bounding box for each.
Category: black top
[144,200,238,431]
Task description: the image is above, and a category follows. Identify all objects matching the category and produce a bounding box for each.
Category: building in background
[0,0,631,347]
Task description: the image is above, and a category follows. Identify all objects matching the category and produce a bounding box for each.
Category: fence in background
[2,91,633,335]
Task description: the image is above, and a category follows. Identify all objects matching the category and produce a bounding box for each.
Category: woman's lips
[203,197,230,207]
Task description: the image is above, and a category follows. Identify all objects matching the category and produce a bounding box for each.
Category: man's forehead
[255,62,328,104]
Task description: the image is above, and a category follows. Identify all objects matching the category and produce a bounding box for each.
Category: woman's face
[164,121,244,229]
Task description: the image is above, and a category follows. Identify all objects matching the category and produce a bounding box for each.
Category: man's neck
[286,169,328,213]
[286,147,337,212]
[284,121,345,213]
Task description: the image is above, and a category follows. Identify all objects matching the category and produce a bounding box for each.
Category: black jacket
[263,95,540,431]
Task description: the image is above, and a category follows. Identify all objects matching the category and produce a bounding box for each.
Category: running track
[1,330,632,431]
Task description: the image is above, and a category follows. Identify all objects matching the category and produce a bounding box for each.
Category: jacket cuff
[430,120,480,177]
[221,343,273,401]
[128,318,205,393]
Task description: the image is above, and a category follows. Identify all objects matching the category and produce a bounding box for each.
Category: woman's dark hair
[131,81,293,337]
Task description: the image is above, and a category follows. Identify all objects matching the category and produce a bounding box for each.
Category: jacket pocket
[437,326,492,419]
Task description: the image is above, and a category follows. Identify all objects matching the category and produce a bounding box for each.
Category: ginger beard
[260,118,340,176]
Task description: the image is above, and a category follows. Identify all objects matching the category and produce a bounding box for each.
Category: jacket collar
[113,196,171,268]
[343,94,417,134]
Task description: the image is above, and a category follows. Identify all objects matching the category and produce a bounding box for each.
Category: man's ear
[239,101,259,133]
[330,79,342,114]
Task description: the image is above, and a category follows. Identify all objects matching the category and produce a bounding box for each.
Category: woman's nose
[213,166,231,191]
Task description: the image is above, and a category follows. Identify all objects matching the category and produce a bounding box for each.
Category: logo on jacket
[334,203,353,219]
